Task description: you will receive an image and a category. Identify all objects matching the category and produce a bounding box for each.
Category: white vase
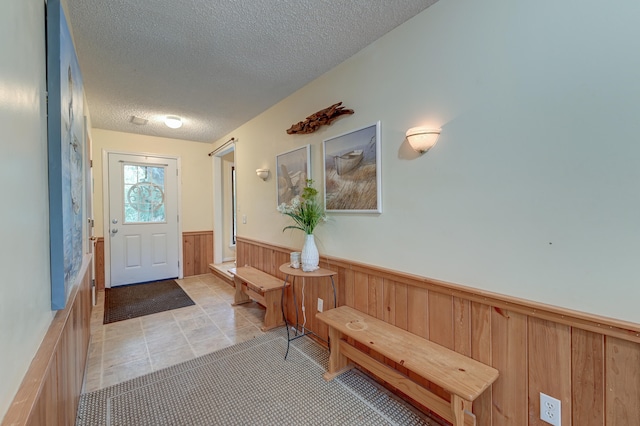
[301,234,319,272]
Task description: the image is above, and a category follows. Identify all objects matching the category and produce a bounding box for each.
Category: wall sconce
[256,169,269,181]
[406,127,441,154]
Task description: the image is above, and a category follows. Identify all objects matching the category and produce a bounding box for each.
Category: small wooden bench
[317,306,499,426]
[230,266,289,331]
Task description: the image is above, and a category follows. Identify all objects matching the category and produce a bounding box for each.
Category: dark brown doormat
[104,279,195,324]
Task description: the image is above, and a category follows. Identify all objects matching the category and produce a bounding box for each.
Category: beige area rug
[76,329,441,425]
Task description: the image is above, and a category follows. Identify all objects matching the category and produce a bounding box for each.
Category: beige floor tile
[177,314,214,332]
[206,307,243,322]
[85,350,103,373]
[207,282,234,292]
[90,326,105,343]
[140,310,176,328]
[212,314,254,332]
[86,339,103,361]
[182,323,225,344]
[81,368,102,393]
[240,311,265,326]
[82,273,282,393]
[102,357,152,388]
[104,318,143,341]
[189,294,222,307]
[171,305,206,321]
[223,324,263,344]
[201,302,234,317]
[145,329,189,353]
[176,276,204,285]
[150,344,195,371]
[190,335,234,357]
[143,321,182,341]
[102,339,148,369]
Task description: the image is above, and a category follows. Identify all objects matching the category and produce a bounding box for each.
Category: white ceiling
[65,0,438,143]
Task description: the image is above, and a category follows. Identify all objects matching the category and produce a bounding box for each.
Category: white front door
[107,153,180,286]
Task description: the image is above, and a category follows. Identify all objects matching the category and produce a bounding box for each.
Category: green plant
[277,179,327,235]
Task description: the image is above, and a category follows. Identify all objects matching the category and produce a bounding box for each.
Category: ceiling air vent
[130,115,148,125]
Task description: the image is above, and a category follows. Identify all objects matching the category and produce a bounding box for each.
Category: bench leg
[323,327,352,381]
[451,395,474,426]
[232,277,251,305]
[261,289,285,331]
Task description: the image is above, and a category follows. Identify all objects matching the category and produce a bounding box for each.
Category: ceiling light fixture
[164,116,183,129]
[405,127,441,154]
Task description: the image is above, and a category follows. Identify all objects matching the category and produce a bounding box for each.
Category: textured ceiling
[65,0,438,143]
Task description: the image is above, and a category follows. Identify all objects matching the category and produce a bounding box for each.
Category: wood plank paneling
[407,285,428,339]
[236,237,640,426]
[471,302,493,426]
[183,231,213,276]
[572,328,605,426]
[353,270,369,314]
[491,309,528,426]
[429,292,454,349]
[3,256,92,426]
[527,317,572,426]
[368,275,384,320]
[383,279,396,325]
[454,297,472,357]
[605,336,640,425]
[95,237,105,291]
[394,281,409,331]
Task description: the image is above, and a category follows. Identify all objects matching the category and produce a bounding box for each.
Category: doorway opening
[211,144,236,281]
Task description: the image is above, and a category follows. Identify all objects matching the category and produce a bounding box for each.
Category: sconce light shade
[406,127,441,154]
[164,116,183,129]
[256,168,269,181]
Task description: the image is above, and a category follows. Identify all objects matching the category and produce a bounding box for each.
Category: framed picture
[323,122,381,213]
[276,145,311,208]
[47,0,86,309]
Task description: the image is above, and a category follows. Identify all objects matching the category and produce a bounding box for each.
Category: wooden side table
[279,263,337,359]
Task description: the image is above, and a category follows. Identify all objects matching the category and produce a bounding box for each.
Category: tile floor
[83,273,266,393]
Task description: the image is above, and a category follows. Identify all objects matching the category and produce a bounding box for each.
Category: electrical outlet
[540,393,561,426]
[242,215,247,224]
[317,298,324,312]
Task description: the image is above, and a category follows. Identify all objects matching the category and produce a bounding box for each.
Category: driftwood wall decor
[286,102,354,134]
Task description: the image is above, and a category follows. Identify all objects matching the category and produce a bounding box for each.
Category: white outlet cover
[540,392,561,426]
[317,298,323,312]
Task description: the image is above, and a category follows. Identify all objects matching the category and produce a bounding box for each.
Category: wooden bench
[230,266,289,331]
[317,306,499,426]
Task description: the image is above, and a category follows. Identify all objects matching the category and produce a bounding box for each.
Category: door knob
[111,228,118,234]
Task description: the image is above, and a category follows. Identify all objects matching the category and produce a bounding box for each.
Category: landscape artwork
[47,0,85,309]
[276,145,311,208]
[323,122,381,213]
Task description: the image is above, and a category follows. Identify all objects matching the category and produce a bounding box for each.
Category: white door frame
[212,143,235,264]
[102,149,183,288]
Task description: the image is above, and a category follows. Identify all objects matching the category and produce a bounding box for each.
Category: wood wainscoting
[182,231,214,277]
[95,237,105,291]
[2,255,92,426]
[94,231,213,290]
[236,236,640,426]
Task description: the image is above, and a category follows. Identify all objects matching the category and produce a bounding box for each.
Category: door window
[123,164,166,223]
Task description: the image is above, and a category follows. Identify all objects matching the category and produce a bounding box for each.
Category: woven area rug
[76,330,440,425]
[103,279,194,324]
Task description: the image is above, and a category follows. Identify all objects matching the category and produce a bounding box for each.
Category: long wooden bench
[317,306,499,426]
[230,266,289,331]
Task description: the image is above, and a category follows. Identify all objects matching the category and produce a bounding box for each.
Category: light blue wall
[221,0,640,324]
[0,0,55,420]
